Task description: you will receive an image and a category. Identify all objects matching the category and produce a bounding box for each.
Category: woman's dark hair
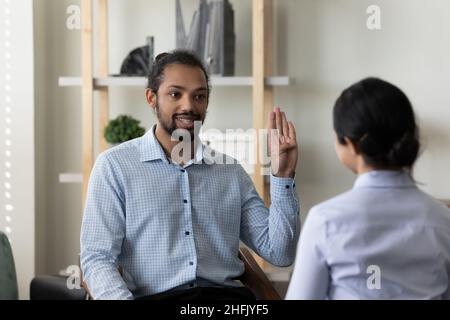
[147,49,210,98]
[333,77,420,170]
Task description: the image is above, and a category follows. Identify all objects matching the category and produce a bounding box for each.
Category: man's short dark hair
[147,50,211,98]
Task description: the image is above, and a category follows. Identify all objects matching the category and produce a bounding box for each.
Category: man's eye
[195,94,207,101]
[169,92,181,98]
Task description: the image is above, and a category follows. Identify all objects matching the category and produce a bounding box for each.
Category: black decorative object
[119,37,154,76]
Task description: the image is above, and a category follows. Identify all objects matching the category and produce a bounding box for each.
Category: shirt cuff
[270,174,297,199]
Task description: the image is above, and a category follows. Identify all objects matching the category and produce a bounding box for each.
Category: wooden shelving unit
[58,76,291,87]
[60,0,291,272]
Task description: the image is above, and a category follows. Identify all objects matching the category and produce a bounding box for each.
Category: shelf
[58,76,292,88]
[59,173,83,184]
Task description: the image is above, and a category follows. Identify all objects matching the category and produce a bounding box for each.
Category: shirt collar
[353,170,416,189]
[140,124,205,165]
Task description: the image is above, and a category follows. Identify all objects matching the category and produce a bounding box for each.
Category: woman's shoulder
[413,189,450,227]
[309,186,450,232]
[309,189,357,218]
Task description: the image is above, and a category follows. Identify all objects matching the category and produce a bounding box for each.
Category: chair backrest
[79,247,281,300]
[0,231,18,300]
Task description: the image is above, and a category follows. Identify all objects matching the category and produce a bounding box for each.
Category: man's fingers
[268,111,275,153]
[282,112,289,139]
[268,110,275,131]
[288,121,297,141]
[275,107,283,137]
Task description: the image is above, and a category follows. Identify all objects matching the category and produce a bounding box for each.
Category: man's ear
[145,88,157,109]
[344,137,360,156]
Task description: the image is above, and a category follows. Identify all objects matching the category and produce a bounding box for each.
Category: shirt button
[180,169,186,173]
[183,200,188,204]
[285,185,290,189]
[185,231,190,236]
[189,262,194,266]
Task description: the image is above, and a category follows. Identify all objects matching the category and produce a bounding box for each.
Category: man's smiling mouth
[174,115,200,129]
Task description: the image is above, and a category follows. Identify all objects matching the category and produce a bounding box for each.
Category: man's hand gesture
[268,107,298,178]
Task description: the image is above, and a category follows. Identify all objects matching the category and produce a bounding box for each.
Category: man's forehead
[166,85,208,92]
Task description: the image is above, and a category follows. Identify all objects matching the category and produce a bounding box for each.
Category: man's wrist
[273,171,295,178]
[270,174,297,201]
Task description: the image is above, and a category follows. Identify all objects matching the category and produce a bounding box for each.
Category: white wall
[273,0,450,212]
[0,0,35,299]
[34,0,82,277]
[34,0,450,277]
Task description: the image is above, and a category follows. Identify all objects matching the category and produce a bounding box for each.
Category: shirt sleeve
[80,153,134,300]
[285,208,330,300]
[239,165,300,267]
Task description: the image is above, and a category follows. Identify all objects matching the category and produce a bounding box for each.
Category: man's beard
[155,103,205,139]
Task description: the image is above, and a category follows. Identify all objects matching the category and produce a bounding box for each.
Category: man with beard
[80,50,300,300]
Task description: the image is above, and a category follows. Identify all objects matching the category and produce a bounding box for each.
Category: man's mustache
[173,112,202,120]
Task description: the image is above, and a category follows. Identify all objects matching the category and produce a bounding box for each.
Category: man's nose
[180,94,196,110]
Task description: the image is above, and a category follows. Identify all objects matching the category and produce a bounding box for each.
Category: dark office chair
[30,275,86,300]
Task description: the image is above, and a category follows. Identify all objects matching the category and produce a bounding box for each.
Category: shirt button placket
[182,168,197,281]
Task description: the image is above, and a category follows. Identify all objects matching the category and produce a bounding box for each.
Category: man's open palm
[268,107,298,178]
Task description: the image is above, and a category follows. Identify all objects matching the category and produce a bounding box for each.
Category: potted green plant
[104,115,146,145]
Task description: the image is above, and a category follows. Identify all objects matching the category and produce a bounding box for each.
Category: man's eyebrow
[167,85,208,91]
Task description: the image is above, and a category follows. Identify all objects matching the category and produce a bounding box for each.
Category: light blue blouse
[286,170,450,300]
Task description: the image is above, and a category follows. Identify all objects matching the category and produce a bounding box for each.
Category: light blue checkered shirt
[81,125,300,300]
